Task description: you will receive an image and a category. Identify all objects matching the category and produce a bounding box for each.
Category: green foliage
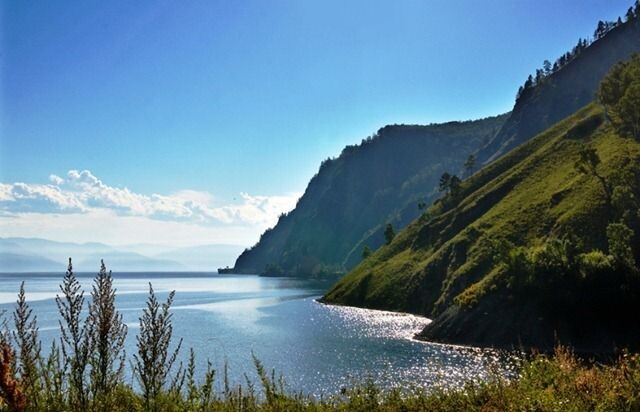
[325,97,640,349]
[574,145,600,175]
[577,250,615,277]
[4,267,640,410]
[438,172,462,198]
[607,222,636,267]
[599,54,640,139]
[234,114,509,276]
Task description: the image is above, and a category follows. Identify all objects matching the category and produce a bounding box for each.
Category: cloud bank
[0,170,301,246]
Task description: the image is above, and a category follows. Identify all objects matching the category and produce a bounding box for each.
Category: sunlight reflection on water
[0,273,520,396]
[306,301,520,395]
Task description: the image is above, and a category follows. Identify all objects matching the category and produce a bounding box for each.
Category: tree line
[516,1,640,102]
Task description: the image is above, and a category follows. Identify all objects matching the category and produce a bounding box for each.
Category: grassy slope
[323,103,640,351]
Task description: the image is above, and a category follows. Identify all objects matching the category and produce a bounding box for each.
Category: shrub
[607,222,636,267]
[578,250,615,278]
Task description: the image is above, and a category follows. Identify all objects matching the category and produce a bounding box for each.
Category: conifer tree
[384,224,395,245]
[464,154,476,177]
[439,173,451,193]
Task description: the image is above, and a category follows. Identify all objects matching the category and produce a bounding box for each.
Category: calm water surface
[0,273,515,396]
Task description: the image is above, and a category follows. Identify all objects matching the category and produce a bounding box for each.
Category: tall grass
[1,260,640,411]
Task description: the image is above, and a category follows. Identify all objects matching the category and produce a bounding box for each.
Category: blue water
[0,272,514,396]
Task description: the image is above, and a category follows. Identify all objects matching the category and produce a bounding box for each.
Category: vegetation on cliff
[232,8,640,279]
[233,115,507,277]
[323,54,640,352]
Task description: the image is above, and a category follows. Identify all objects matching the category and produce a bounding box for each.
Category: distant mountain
[0,252,64,272]
[0,238,240,272]
[232,114,508,276]
[74,252,186,272]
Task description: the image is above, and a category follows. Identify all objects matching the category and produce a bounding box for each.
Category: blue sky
[0,0,634,247]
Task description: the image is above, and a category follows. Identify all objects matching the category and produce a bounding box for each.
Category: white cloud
[49,174,64,185]
[0,170,301,246]
[0,209,261,247]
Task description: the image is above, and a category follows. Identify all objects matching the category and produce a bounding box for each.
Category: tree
[87,260,127,403]
[525,74,534,88]
[464,154,476,177]
[449,175,462,198]
[615,81,640,139]
[439,173,451,193]
[543,60,552,76]
[574,145,611,205]
[384,224,395,245]
[607,222,636,267]
[361,246,372,260]
[599,55,640,139]
[595,20,606,39]
[56,258,90,410]
[626,7,635,22]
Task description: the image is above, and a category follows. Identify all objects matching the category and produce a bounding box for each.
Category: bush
[607,222,636,267]
[577,250,615,278]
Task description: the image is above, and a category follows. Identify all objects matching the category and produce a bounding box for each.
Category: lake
[0,272,515,396]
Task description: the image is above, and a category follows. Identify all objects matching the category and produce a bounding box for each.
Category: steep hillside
[480,18,640,164]
[233,115,507,276]
[323,101,640,352]
[232,16,640,278]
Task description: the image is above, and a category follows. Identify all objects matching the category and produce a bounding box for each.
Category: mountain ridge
[232,114,507,276]
[230,16,640,279]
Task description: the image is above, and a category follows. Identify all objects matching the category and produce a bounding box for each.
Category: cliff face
[479,20,640,164]
[233,115,507,276]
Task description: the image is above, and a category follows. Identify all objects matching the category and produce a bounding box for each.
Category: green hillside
[232,115,506,276]
[323,58,640,351]
[232,16,639,279]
